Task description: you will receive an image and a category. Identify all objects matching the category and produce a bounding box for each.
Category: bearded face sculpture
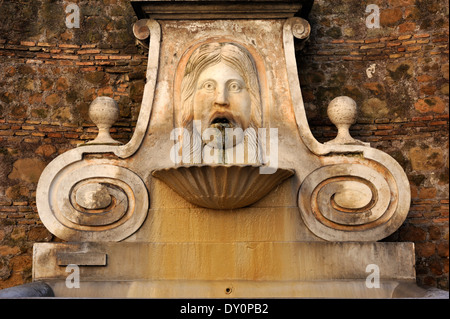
[179,42,263,164]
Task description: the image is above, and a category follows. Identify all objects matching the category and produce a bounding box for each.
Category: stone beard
[179,42,263,165]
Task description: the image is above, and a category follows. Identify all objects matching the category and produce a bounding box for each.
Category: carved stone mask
[180,42,262,149]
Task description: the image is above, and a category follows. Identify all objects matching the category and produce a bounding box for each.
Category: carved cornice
[130,0,314,20]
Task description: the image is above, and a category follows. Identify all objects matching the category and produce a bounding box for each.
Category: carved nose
[214,89,229,107]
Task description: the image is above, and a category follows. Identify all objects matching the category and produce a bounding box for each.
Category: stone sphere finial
[325,96,365,146]
[327,96,357,127]
[84,96,122,145]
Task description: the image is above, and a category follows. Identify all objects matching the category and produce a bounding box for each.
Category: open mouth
[211,117,231,125]
[209,113,235,128]
[206,113,243,149]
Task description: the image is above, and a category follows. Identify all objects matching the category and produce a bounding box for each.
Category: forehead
[197,62,244,83]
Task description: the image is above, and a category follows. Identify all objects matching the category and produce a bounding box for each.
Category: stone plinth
[33,241,424,298]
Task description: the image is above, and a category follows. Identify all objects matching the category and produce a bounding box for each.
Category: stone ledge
[39,279,432,298]
[130,0,312,20]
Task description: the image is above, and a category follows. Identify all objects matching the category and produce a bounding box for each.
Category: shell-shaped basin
[152,165,294,210]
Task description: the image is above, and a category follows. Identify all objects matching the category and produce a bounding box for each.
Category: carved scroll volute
[37,156,149,241]
[35,20,161,241]
[133,19,151,40]
[296,99,411,241]
[282,17,411,241]
[290,16,311,44]
[133,19,151,49]
[298,154,411,242]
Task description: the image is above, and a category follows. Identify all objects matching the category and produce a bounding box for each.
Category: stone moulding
[130,0,312,20]
[284,17,370,157]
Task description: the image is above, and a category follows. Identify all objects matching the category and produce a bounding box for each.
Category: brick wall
[0,0,448,291]
[0,0,143,288]
[299,0,449,290]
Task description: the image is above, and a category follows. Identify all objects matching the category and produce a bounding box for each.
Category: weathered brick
[406,46,422,52]
[20,41,35,47]
[364,38,379,44]
[37,42,53,47]
[432,37,449,43]
[410,147,445,171]
[414,97,446,113]
[387,42,402,47]
[389,53,403,59]
[109,55,131,60]
[416,242,436,258]
[399,22,416,33]
[77,49,101,55]
[413,33,430,38]
[360,43,386,50]
[419,187,438,199]
[380,8,403,26]
[398,35,412,40]
[51,55,79,60]
[388,0,415,6]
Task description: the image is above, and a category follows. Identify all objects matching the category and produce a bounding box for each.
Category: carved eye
[228,81,242,92]
[202,81,216,91]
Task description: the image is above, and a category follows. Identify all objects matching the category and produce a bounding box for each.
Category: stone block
[33,241,419,298]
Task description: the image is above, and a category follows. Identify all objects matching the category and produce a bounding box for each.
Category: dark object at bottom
[0,281,54,298]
